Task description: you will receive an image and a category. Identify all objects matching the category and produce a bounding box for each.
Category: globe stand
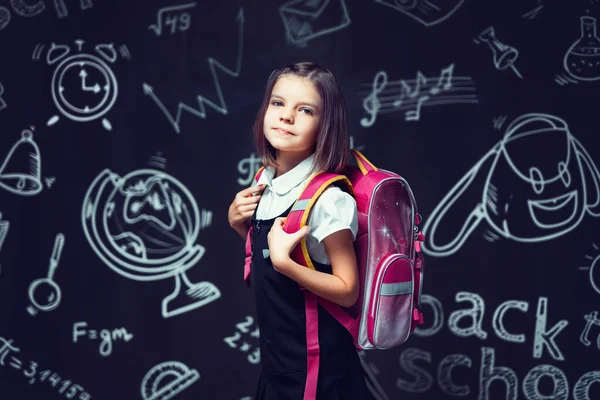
[162,270,221,318]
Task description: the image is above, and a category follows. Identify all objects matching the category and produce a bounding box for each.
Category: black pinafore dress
[250,204,367,399]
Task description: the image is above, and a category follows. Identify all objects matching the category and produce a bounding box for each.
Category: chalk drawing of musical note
[429,64,454,95]
[360,71,388,128]
[405,96,429,121]
[149,2,197,36]
[360,63,478,125]
[407,72,427,97]
[393,71,427,107]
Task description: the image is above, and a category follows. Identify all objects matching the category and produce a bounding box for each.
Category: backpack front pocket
[367,253,414,349]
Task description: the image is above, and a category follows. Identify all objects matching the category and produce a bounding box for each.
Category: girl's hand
[267,217,311,273]
[228,184,265,239]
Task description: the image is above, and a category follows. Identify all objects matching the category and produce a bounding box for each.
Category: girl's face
[263,74,322,160]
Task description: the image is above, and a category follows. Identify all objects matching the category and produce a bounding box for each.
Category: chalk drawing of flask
[564,16,600,81]
[477,26,523,79]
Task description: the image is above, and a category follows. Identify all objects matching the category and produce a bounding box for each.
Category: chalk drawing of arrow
[142,7,245,134]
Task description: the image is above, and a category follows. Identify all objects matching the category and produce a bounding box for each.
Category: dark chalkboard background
[1,0,599,399]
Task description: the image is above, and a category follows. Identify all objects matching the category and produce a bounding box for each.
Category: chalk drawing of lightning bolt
[142,7,245,134]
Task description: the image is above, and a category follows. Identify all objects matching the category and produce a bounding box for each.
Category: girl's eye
[271,100,283,107]
[300,108,313,115]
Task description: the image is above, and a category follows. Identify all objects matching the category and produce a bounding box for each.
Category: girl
[228,62,367,399]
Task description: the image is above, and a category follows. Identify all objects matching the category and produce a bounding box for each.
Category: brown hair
[252,62,350,174]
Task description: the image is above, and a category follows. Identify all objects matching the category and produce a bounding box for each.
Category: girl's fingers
[237,194,261,206]
[239,203,258,213]
[241,210,254,219]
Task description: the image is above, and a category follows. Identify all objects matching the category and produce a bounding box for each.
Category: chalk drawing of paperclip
[149,3,197,36]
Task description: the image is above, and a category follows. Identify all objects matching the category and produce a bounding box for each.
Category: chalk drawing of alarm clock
[33,40,131,131]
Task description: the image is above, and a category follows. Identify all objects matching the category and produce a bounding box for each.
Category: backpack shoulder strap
[351,148,378,174]
[283,171,354,271]
[287,172,354,400]
[243,165,266,287]
[253,166,265,184]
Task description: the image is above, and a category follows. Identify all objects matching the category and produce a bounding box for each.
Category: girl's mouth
[273,128,293,135]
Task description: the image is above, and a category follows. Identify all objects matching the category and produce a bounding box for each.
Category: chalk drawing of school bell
[280,0,351,47]
[375,0,465,27]
[0,129,43,196]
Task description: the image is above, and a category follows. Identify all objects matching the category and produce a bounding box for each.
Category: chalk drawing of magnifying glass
[27,233,65,316]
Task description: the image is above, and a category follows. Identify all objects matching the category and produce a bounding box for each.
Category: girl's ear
[421,143,502,258]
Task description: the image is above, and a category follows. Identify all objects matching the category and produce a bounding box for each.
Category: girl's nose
[280,108,294,123]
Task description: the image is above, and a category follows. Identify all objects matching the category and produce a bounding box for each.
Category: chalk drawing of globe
[82,168,204,279]
[82,168,220,318]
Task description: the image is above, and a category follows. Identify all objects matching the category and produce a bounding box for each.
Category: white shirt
[252,153,358,265]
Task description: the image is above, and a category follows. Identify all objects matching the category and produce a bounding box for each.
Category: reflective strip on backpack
[380,281,413,296]
[291,199,310,212]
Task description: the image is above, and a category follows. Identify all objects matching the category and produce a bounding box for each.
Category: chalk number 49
[164,13,191,34]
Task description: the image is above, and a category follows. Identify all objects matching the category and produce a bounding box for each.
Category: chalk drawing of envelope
[280,0,351,46]
[375,0,465,27]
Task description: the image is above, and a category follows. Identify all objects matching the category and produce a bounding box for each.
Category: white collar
[257,153,316,195]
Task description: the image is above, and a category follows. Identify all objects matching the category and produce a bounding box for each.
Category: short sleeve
[308,186,358,243]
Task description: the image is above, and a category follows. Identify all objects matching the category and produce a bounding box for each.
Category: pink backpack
[243,149,425,399]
